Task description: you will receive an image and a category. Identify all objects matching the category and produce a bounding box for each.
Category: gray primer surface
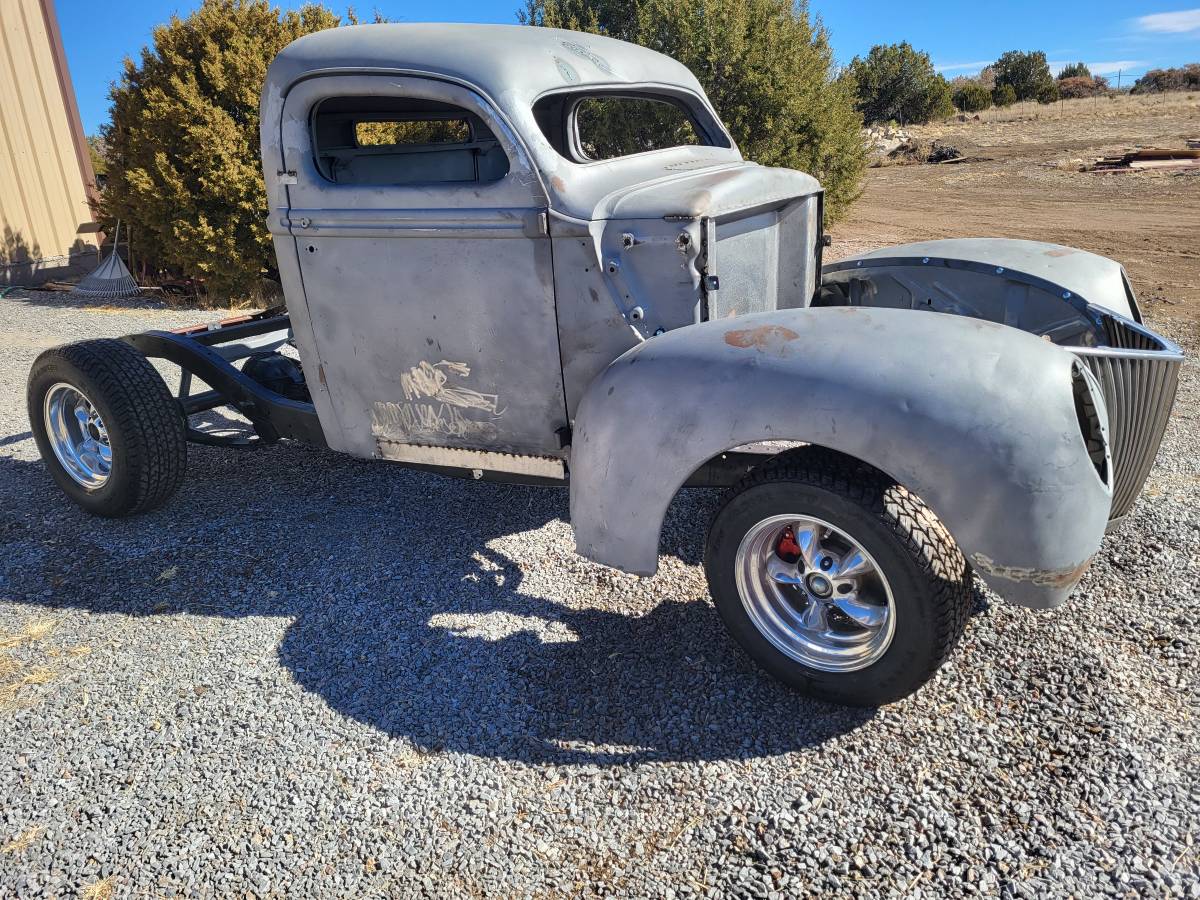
[259,24,824,451]
[570,307,1113,610]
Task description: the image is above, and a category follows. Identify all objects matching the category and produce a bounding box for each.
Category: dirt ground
[834,94,1200,325]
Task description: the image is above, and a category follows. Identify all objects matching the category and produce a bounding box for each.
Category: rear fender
[568,307,1113,609]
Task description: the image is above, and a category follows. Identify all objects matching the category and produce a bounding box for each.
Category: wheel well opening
[682,442,903,494]
[672,442,961,569]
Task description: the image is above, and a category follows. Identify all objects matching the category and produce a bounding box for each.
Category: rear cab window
[311,96,511,186]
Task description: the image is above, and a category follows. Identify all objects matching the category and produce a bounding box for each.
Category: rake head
[71,250,140,299]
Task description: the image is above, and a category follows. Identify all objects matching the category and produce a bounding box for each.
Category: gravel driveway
[1,289,1197,899]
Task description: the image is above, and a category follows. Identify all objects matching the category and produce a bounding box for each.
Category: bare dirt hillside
[833,94,1200,325]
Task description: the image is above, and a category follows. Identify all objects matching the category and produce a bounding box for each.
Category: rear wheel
[28,339,187,517]
[704,449,973,706]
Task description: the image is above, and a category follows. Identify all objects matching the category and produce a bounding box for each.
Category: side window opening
[312,96,511,186]
[532,90,725,163]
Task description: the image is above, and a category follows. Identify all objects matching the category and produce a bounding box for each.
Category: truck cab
[260,24,823,471]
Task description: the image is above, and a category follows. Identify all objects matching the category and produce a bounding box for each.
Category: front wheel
[704,450,973,706]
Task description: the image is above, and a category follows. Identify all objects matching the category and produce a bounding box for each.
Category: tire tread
[710,446,974,697]
[29,339,186,515]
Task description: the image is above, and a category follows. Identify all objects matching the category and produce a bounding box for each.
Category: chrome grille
[1072,312,1183,521]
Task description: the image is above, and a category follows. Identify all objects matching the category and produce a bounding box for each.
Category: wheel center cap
[806,573,833,598]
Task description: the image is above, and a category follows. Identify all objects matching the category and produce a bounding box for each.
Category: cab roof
[264,23,706,102]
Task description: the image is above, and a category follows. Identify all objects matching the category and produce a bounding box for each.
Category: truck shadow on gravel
[0,442,884,764]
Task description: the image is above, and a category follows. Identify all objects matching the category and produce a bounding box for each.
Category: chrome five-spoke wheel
[734,514,895,673]
[43,383,113,488]
[705,451,973,704]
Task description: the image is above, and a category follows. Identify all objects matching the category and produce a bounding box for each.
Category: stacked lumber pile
[1093,146,1200,172]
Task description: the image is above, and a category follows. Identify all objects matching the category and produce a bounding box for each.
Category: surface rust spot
[724,324,800,351]
[972,553,1092,588]
[1044,248,1076,258]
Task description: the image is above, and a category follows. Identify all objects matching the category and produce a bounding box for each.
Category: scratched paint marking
[400,360,502,413]
[373,400,500,441]
[374,359,504,441]
[561,40,613,75]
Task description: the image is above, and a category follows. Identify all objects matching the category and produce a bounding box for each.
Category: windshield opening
[533,90,728,163]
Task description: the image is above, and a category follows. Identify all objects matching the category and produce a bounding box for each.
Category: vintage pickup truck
[27,25,1182,705]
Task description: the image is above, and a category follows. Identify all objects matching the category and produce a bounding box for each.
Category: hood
[544,152,821,222]
[849,238,1141,321]
[592,162,821,220]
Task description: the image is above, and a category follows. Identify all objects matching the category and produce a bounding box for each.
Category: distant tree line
[942,54,1110,116]
[936,57,1200,117]
[846,45,1200,124]
[845,47,1072,125]
[1131,64,1200,94]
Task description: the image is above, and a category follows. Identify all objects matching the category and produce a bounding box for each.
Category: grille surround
[1070,310,1183,522]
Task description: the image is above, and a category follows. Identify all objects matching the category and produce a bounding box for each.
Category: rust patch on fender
[972,553,1092,588]
[724,324,800,352]
[551,175,566,192]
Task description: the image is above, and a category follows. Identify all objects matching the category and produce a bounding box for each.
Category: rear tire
[28,339,187,517]
[704,449,973,706]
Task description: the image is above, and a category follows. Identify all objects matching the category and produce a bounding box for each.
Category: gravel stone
[0,289,1197,898]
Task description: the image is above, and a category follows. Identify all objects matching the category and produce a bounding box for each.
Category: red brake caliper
[776,526,803,565]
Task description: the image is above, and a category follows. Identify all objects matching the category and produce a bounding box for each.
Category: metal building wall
[0,0,98,285]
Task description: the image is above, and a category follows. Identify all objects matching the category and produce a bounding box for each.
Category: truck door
[278,75,567,471]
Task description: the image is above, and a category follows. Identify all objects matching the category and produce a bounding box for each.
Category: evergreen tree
[992,50,1056,102]
[1057,61,1091,81]
[102,0,349,299]
[845,42,955,125]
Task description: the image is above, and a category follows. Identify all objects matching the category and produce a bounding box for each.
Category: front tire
[28,339,187,517]
[704,449,973,706]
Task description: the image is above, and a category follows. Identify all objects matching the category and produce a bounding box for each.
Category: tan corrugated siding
[0,0,98,277]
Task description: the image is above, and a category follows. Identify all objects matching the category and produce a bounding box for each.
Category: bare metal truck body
[28,24,1182,705]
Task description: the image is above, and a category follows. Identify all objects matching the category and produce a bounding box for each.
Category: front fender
[569,307,1113,609]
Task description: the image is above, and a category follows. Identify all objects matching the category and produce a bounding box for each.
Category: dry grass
[0,616,58,649]
[0,617,64,711]
[80,877,116,900]
[965,91,1200,126]
[0,664,56,710]
[2,826,42,855]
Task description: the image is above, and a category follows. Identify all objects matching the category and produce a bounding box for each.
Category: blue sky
[59,0,1200,135]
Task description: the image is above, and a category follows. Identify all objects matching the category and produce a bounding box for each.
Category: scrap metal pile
[1093,144,1200,172]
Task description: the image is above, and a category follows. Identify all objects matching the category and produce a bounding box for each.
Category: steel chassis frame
[121,308,327,448]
